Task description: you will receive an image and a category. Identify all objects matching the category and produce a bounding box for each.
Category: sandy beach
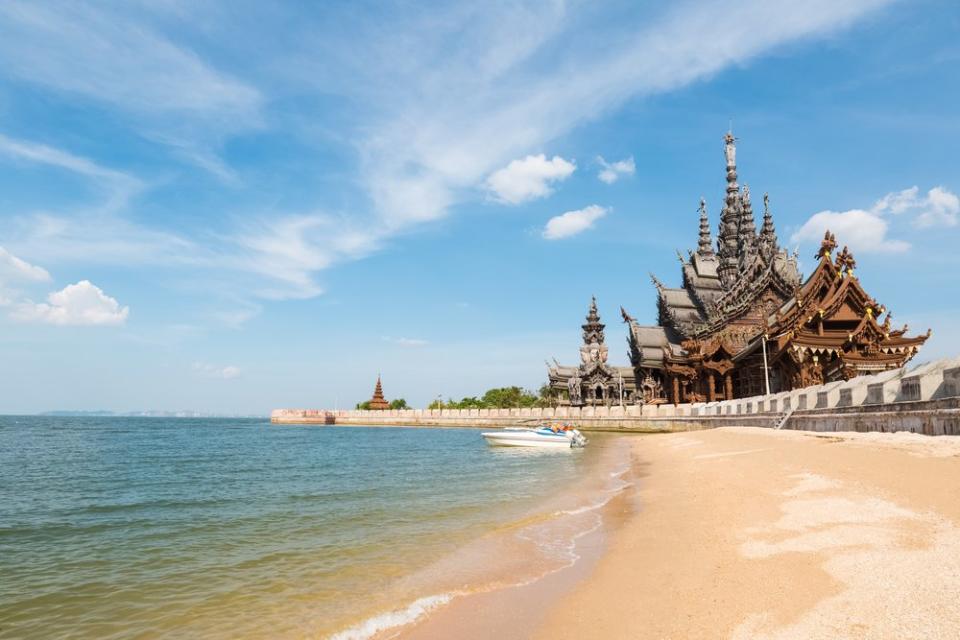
[393,427,960,639]
[533,427,960,639]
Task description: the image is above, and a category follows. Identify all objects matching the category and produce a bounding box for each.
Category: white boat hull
[481,428,586,449]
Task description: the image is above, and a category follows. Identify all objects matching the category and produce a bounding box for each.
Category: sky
[0,0,958,414]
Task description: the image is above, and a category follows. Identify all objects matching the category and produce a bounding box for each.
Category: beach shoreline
[384,426,960,639]
[533,427,960,639]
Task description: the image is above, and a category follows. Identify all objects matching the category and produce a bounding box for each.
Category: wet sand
[532,427,960,639]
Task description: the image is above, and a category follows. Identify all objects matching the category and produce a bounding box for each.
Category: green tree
[389,398,408,410]
[355,400,372,410]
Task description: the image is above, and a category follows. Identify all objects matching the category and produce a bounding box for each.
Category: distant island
[38,410,267,418]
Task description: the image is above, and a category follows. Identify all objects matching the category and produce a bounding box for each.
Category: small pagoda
[367,375,390,410]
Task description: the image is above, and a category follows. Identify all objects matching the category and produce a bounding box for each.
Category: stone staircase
[773,407,795,430]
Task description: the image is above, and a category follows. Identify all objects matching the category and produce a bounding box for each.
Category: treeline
[428,385,555,409]
[355,399,409,410]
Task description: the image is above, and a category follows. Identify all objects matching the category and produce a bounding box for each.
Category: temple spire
[580,297,608,365]
[737,185,757,264]
[717,130,741,286]
[697,197,714,258]
[582,296,605,344]
[759,192,778,257]
[739,185,756,237]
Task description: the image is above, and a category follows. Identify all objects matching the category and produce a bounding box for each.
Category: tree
[355,400,372,410]
[389,398,408,410]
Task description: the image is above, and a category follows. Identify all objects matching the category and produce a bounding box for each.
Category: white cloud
[597,156,636,184]
[873,186,959,228]
[193,362,242,379]
[0,246,51,283]
[485,154,576,204]
[11,280,129,326]
[382,336,429,347]
[791,209,909,254]
[792,185,959,253]
[542,205,608,240]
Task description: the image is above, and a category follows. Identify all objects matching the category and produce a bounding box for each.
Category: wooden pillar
[708,372,716,402]
[724,372,733,400]
[672,376,680,405]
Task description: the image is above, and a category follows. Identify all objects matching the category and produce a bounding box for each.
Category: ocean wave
[327,593,458,640]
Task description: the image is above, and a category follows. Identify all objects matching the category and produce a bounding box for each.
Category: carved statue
[724,131,737,167]
[567,375,583,406]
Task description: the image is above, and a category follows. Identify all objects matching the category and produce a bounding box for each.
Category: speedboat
[481,426,587,449]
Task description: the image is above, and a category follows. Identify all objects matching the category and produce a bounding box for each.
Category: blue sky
[0,0,958,413]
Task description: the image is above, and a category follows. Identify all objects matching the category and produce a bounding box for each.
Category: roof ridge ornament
[817,230,838,260]
[649,273,664,291]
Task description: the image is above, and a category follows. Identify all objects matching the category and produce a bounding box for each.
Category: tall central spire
[717,130,741,286]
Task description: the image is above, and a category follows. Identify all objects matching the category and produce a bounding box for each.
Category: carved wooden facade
[552,132,929,405]
[547,298,638,406]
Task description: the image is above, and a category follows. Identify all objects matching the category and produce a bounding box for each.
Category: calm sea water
[0,417,626,639]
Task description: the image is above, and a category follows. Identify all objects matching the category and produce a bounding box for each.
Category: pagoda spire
[697,197,714,258]
[737,185,757,267]
[759,192,778,257]
[717,130,741,287]
[368,375,389,410]
[739,185,757,239]
[582,296,605,344]
[580,296,608,365]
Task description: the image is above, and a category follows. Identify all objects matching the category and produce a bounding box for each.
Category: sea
[0,416,633,639]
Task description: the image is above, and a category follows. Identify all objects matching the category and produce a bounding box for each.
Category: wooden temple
[549,132,929,406]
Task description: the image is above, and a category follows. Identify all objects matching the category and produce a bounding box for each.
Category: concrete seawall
[272,357,960,435]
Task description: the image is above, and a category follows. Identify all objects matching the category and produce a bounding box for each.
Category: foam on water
[328,593,459,640]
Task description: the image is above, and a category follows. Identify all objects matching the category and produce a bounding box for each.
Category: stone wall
[271,357,960,435]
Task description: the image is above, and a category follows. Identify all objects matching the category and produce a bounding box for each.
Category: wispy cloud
[0,0,899,310]
[0,3,260,118]
[382,336,429,347]
[0,246,51,283]
[333,0,896,236]
[596,156,636,184]
[873,186,959,227]
[0,2,261,178]
[192,362,242,379]
[543,205,608,240]
[0,132,143,211]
